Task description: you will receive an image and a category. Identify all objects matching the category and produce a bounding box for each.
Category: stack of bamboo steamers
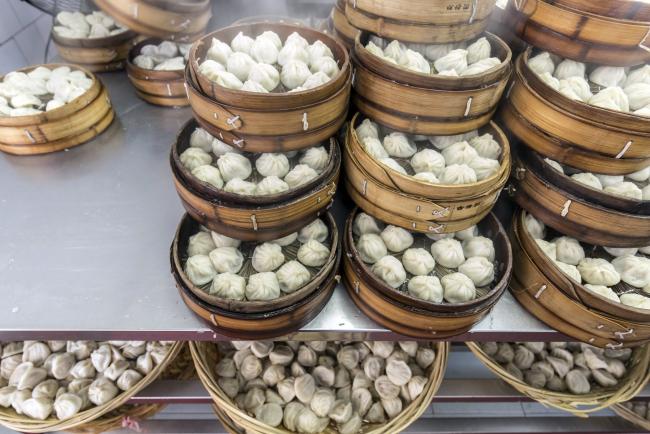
[338,0,514,338]
[169,22,352,339]
[500,0,650,348]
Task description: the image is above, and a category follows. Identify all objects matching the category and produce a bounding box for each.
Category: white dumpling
[554,260,582,283]
[21,397,53,420]
[117,369,143,391]
[553,59,586,80]
[535,239,557,260]
[624,83,650,110]
[365,41,384,58]
[297,240,330,267]
[553,237,585,265]
[424,43,454,61]
[528,52,555,75]
[185,255,216,286]
[353,213,384,236]
[371,256,407,288]
[310,56,340,77]
[276,260,311,293]
[357,234,388,264]
[231,31,254,54]
[442,272,476,303]
[379,157,408,175]
[459,256,494,286]
[383,40,408,65]
[363,137,389,159]
[226,52,255,82]
[434,49,468,74]
[252,242,285,272]
[209,247,244,273]
[284,164,318,188]
[241,80,268,93]
[431,238,465,268]
[469,134,501,160]
[428,131,477,150]
[604,182,643,200]
[278,43,309,67]
[584,284,619,302]
[577,258,621,286]
[134,55,155,69]
[604,247,639,257]
[589,87,629,112]
[192,165,224,189]
[462,237,495,262]
[154,57,185,71]
[246,272,281,300]
[383,132,417,158]
[181,148,213,171]
[402,248,435,276]
[198,60,226,81]
[612,255,650,288]
[188,231,217,258]
[644,185,650,200]
[257,176,290,195]
[441,164,477,184]
[281,60,311,89]
[299,146,329,172]
[356,119,380,140]
[621,293,650,309]
[380,226,414,252]
[224,178,257,195]
[413,172,440,184]
[207,38,232,64]
[410,149,445,176]
[545,158,564,173]
[408,275,443,302]
[308,40,333,65]
[559,76,592,101]
[190,127,214,152]
[590,66,626,88]
[455,226,479,241]
[460,57,500,76]
[571,172,603,190]
[539,72,560,90]
[211,232,241,249]
[256,153,290,178]
[250,35,279,64]
[214,70,244,90]
[404,49,430,74]
[88,378,118,406]
[525,213,546,239]
[626,166,650,182]
[466,37,491,64]
[442,141,479,165]
[54,393,82,420]
[247,63,280,91]
[595,174,624,188]
[217,153,252,182]
[298,219,328,243]
[468,157,500,181]
[210,273,246,300]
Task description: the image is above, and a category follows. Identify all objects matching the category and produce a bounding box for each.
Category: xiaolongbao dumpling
[428,131,477,150]
[242,80,268,94]
[54,393,82,420]
[284,164,318,188]
[590,66,626,88]
[456,225,479,241]
[539,72,560,90]
[384,40,408,65]
[357,234,388,264]
[192,165,224,189]
[545,158,564,173]
[278,43,309,66]
[431,238,465,268]
[185,255,217,286]
[356,118,379,140]
[404,49,430,73]
[353,213,383,236]
[401,248,436,276]
[553,59,586,80]
[624,83,650,110]
[604,247,639,257]
[535,239,557,260]
[250,35,279,64]
[231,31,254,54]
[553,236,585,265]
[383,132,417,158]
[441,163,477,184]
[585,284,620,302]
[462,236,495,261]
[252,242,285,272]
[571,172,603,190]
[276,260,311,293]
[612,255,650,288]
[604,182,643,200]
[210,273,246,300]
[469,133,501,160]
[217,153,252,182]
[459,256,495,286]
[442,272,476,303]
[460,57,500,76]
[642,185,650,200]
[467,37,491,64]
[297,240,330,267]
[442,141,479,165]
[188,232,218,256]
[185,128,213,152]
[559,76,592,101]
[257,176,289,195]
[434,49,468,74]
[365,41,385,58]
[413,172,440,184]
[468,157,500,181]
[308,40,333,64]
[198,59,226,81]
[589,87,629,112]
[407,276,443,302]
[208,247,244,274]
[299,219,328,243]
[256,153,290,178]
[554,260,582,283]
[380,226,414,252]
[88,378,118,406]
[180,148,212,171]
[211,232,241,249]
[577,258,621,286]
[379,157,407,175]
[281,60,311,89]
[246,272,281,301]
[627,166,650,182]
[248,62,280,91]
[207,39,232,64]
[410,149,445,176]
[371,256,407,288]
[224,178,256,195]
[300,146,329,172]
[528,52,555,75]
[621,293,650,309]
[362,137,388,160]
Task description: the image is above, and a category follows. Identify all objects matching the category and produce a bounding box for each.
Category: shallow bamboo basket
[52,28,137,72]
[190,340,448,434]
[510,210,650,348]
[612,401,650,431]
[551,0,650,21]
[343,208,511,338]
[0,342,183,433]
[466,341,650,416]
[330,0,360,50]
[345,0,495,44]
[506,2,650,66]
[511,154,650,247]
[172,212,341,339]
[171,120,340,242]
[126,38,189,107]
[0,64,114,156]
[352,33,511,135]
[94,0,211,42]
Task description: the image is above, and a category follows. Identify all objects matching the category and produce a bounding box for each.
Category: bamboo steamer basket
[344,114,510,234]
[466,341,650,416]
[330,0,360,50]
[126,38,189,107]
[342,208,511,338]
[612,401,650,431]
[0,64,114,156]
[505,2,650,66]
[186,22,351,152]
[94,0,211,42]
[551,0,650,21]
[171,212,341,339]
[171,120,340,242]
[352,32,511,135]
[511,154,650,247]
[190,340,448,434]
[0,342,183,433]
[52,28,138,72]
[510,210,650,348]
[345,0,495,44]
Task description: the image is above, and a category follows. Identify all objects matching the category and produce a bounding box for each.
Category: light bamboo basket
[52,28,138,72]
[126,38,189,107]
[466,341,650,416]
[189,340,449,434]
[612,401,650,431]
[94,0,211,42]
[330,0,359,50]
[551,0,650,21]
[0,341,184,433]
[345,0,496,44]
[0,64,114,156]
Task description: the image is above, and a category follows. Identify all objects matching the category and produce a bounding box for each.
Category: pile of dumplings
[620,400,650,420]
[354,212,497,303]
[364,35,502,77]
[0,66,93,117]
[545,158,650,201]
[133,41,192,71]
[198,30,340,93]
[53,11,127,39]
[185,219,331,301]
[356,118,502,185]
[480,341,632,394]
[0,341,172,421]
[525,212,650,308]
[528,51,650,116]
[215,340,435,433]
[180,127,329,196]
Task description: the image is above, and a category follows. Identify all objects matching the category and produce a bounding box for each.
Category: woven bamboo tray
[0,342,183,433]
[171,120,340,242]
[506,2,650,66]
[190,340,449,434]
[612,401,650,431]
[0,64,114,156]
[126,38,189,107]
[94,0,211,42]
[466,341,650,416]
[345,0,495,44]
[342,208,511,338]
[52,28,137,72]
[330,0,359,50]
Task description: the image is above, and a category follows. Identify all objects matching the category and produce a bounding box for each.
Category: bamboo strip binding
[612,402,650,431]
[52,29,138,72]
[189,340,449,434]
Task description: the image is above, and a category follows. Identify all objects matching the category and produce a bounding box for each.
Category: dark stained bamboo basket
[186,22,351,152]
[330,0,360,50]
[342,207,511,339]
[501,49,650,174]
[94,0,211,42]
[510,210,650,348]
[51,28,138,72]
[345,0,496,44]
[511,153,650,248]
[352,32,511,135]
[506,1,650,66]
[171,213,341,339]
[171,120,340,241]
[0,64,114,156]
[344,113,510,234]
[126,38,189,107]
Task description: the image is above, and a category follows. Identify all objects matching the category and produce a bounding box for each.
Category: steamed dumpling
[469,134,501,160]
[528,52,555,75]
[252,242,285,272]
[256,153,290,178]
[357,234,388,264]
[431,238,465,268]
[604,182,643,200]
[281,60,311,90]
[209,247,244,273]
[248,63,280,91]
[353,213,383,236]
[297,240,330,267]
[407,276,443,302]
[185,255,217,286]
[401,248,436,276]
[612,255,650,288]
[462,237,495,261]
[441,272,476,303]
[371,256,407,288]
[577,258,621,286]
[466,37,491,64]
[459,256,495,287]
[553,236,585,266]
[251,35,279,64]
[553,59,586,80]
[410,149,445,176]
[434,49,468,74]
[298,219,328,243]
[589,66,626,88]
[441,164,477,185]
[246,272,281,301]
[588,87,629,112]
[276,261,311,293]
[210,273,246,300]
[383,133,417,158]
[300,146,329,172]
[356,119,380,140]
[257,176,289,195]
[217,153,252,182]
[180,148,212,171]
[380,226,414,252]
[571,172,603,190]
[284,164,318,188]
